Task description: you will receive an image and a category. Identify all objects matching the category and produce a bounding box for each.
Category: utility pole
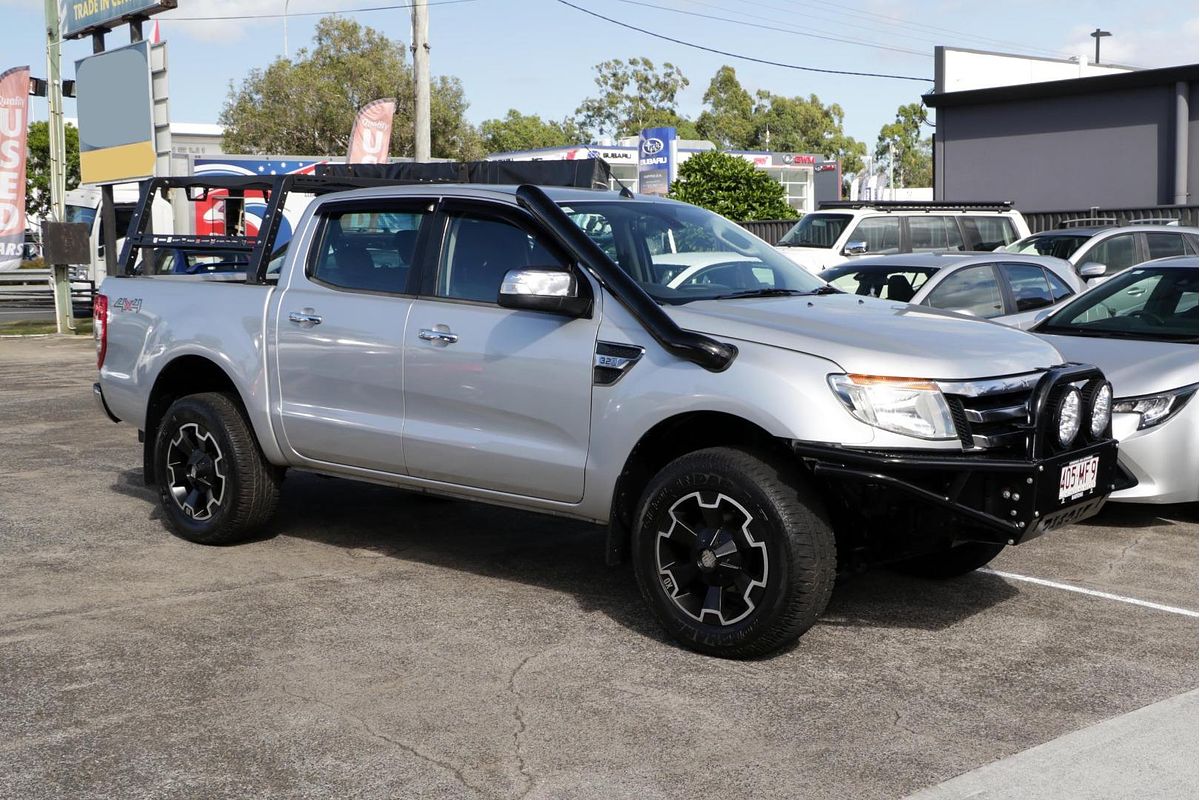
[283,0,291,58]
[887,139,895,201]
[411,0,430,161]
[1090,28,1111,65]
[44,0,73,333]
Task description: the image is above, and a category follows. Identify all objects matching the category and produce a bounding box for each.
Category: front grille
[939,373,1040,456]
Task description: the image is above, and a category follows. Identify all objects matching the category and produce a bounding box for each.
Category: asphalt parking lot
[1,336,1196,800]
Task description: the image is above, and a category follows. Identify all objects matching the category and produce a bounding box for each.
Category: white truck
[93,173,1120,658]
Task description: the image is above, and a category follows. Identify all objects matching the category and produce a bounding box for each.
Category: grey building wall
[933,79,1197,210]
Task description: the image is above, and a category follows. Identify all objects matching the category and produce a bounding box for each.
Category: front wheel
[632,447,836,659]
[154,392,282,545]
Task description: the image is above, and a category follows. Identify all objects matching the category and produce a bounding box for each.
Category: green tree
[695,66,755,149]
[668,150,797,220]
[751,91,866,174]
[574,57,694,139]
[220,17,481,160]
[480,110,580,154]
[875,103,932,188]
[26,122,80,221]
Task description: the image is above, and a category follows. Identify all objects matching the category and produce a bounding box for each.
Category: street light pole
[1090,28,1111,65]
[283,0,291,58]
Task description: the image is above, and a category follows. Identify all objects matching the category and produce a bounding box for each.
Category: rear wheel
[893,541,1005,578]
[154,392,282,545]
[632,447,836,659]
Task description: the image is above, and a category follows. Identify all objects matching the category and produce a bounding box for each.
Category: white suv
[774,202,1031,273]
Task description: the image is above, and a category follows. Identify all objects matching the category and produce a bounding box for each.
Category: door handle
[418,328,459,344]
[288,310,323,327]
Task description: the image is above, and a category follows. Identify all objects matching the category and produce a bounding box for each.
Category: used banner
[347,98,396,164]
[0,66,29,271]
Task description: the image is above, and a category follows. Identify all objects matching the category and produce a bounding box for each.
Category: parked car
[1004,225,1198,284]
[94,176,1118,659]
[819,253,1083,328]
[774,201,1031,273]
[1033,256,1198,503]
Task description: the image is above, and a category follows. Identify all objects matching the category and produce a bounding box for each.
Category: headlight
[1113,384,1198,430]
[1056,387,1082,446]
[1088,382,1112,438]
[828,374,957,440]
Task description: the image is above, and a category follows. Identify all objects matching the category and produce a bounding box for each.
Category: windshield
[1004,233,1091,259]
[777,213,852,248]
[821,265,939,301]
[1038,265,1198,343]
[561,201,825,304]
[64,204,97,228]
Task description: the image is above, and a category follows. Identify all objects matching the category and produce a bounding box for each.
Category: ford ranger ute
[92,172,1119,659]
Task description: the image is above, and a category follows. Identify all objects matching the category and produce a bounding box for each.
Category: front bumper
[794,440,1118,546]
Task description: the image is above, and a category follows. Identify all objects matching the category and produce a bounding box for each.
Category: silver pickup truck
[93,175,1119,658]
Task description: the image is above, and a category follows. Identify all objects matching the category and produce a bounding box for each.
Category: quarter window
[962,217,1018,251]
[925,264,1004,318]
[1145,233,1188,260]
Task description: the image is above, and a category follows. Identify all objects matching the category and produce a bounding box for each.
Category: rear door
[401,199,600,502]
[273,197,434,473]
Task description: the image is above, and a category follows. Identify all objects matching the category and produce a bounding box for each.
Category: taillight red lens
[94,294,108,369]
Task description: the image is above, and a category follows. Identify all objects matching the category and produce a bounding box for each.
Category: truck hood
[1035,333,1199,397]
[665,294,1064,379]
[773,246,837,272]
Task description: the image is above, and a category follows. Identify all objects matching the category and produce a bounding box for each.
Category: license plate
[1059,455,1100,501]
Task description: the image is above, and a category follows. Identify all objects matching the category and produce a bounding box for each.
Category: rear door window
[924,264,1005,318]
[848,217,900,255]
[962,217,1018,250]
[1145,232,1189,260]
[908,216,965,253]
[311,207,428,294]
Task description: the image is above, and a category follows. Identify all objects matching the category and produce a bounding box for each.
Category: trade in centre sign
[63,0,176,40]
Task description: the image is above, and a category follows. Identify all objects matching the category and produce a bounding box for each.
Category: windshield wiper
[714,286,842,300]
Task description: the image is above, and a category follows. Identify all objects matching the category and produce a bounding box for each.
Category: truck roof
[309,183,673,205]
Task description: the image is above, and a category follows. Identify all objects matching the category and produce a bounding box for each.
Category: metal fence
[0,270,94,310]
[738,205,1200,245]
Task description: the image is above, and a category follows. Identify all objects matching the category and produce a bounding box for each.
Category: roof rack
[1056,217,1119,229]
[1127,218,1181,226]
[818,200,1014,212]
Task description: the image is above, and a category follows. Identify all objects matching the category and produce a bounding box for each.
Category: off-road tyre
[632,447,836,659]
[154,391,282,545]
[893,541,1006,579]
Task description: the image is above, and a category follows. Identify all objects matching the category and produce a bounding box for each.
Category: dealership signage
[638,127,677,195]
[347,98,396,164]
[0,66,29,271]
[63,0,176,40]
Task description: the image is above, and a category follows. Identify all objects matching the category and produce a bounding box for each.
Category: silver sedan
[819,252,1084,328]
[1034,256,1198,503]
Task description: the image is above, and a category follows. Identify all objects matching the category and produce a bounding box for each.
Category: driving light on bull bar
[1089,382,1112,438]
[828,374,956,440]
[1056,387,1082,447]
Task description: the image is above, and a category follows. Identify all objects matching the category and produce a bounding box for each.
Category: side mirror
[498,268,591,317]
[1079,262,1106,278]
[843,241,869,256]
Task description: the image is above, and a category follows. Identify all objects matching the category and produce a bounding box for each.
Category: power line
[554,0,932,82]
[165,0,476,22]
[612,0,931,59]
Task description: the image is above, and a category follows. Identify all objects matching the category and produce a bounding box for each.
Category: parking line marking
[984,569,1200,619]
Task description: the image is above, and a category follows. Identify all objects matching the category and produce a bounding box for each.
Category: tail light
[94,294,108,369]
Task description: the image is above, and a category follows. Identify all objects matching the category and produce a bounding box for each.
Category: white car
[1033,256,1198,503]
[819,253,1084,328]
[1004,224,1198,285]
[773,202,1031,273]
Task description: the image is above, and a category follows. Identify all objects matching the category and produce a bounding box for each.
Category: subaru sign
[638,127,676,195]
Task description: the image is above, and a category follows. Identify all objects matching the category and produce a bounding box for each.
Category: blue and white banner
[637,127,677,196]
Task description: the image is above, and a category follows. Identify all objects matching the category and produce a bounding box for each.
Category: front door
[274,198,433,473]
[402,201,600,503]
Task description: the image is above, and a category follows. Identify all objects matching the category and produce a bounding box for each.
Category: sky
[5,0,1199,150]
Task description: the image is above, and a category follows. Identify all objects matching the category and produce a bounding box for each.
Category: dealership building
[486,139,843,213]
